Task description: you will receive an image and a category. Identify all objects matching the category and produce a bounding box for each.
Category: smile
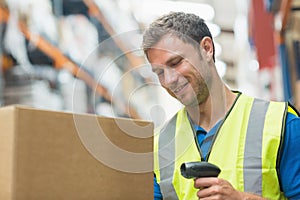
[174,82,188,94]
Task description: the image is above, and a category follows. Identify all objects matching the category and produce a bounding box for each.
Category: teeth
[174,84,185,93]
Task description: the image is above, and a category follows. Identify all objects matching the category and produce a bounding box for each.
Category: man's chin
[166,89,198,106]
[178,96,198,107]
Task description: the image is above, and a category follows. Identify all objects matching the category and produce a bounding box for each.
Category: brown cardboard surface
[0,105,153,200]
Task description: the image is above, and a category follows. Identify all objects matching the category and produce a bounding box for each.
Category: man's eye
[152,69,163,76]
[171,59,183,67]
[156,70,164,76]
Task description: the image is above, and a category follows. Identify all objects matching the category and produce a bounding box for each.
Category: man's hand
[194,177,267,200]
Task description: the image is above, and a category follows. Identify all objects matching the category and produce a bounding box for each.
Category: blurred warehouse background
[0,0,300,127]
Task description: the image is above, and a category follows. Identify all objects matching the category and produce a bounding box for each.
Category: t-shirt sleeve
[279,112,300,199]
[154,174,163,200]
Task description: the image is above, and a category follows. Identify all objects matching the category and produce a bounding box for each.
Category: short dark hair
[142,12,215,61]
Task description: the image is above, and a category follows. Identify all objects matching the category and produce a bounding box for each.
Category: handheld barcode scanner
[180,161,221,179]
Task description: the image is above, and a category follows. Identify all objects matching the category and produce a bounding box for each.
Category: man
[142,12,300,200]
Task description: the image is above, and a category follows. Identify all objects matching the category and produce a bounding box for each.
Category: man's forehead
[147,47,181,64]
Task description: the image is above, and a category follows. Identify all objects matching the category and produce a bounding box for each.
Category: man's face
[147,34,211,106]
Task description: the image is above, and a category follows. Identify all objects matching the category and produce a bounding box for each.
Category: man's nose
[163,67,179,86]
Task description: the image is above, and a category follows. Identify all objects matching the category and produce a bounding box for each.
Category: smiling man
[142,12,300,200]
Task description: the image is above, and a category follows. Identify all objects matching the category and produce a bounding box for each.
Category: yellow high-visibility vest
[154,93,289,200]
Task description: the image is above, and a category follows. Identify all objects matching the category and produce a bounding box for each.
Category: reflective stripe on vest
[158,115,178,199]
[243,99,269,194]
[155,94,287,200]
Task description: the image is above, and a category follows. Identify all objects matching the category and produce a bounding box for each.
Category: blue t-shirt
[154,112,300,199]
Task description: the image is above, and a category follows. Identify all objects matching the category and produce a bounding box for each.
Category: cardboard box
[0,105,153,200]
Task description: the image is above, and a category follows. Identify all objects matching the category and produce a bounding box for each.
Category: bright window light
[130,0,215,25]
[214,42,222,58]
[206,22,221,37]
[215,60,227,77]
[249,59,259,71]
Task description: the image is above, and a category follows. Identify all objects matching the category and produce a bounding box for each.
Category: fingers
[194,178,264,200]
[194,178,236,199]
[194,177,221,189]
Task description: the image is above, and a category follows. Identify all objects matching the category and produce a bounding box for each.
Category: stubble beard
[178,83,209,108]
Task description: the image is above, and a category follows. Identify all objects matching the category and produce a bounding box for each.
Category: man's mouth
[174,82,188,94]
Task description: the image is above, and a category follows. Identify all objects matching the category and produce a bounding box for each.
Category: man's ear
[199,37,214,61]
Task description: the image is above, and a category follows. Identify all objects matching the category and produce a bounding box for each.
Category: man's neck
[186,86,237,132]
